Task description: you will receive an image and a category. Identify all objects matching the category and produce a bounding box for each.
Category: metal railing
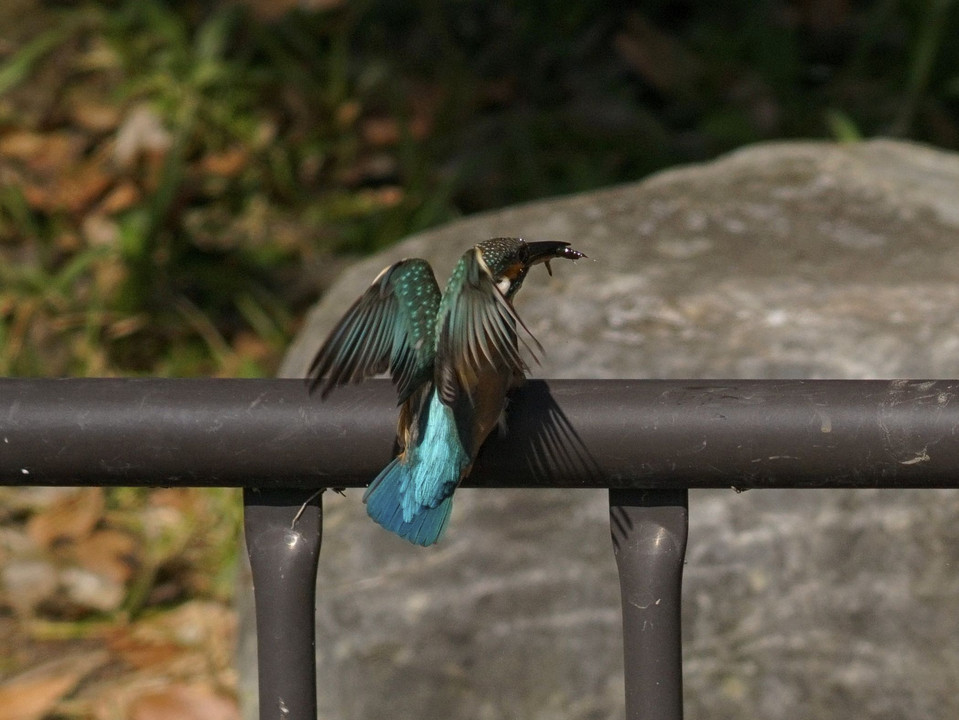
[3,377,958,720]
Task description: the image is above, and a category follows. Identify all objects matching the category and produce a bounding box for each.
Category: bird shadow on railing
[473,380,605,487]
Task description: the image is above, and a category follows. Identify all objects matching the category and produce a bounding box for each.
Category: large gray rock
[253,140,959,720]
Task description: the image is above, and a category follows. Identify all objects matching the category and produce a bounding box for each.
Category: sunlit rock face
[240,140,959,720]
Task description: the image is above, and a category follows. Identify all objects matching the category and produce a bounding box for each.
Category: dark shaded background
[2,0,958,377]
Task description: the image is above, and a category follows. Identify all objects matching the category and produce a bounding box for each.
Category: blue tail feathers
[363,458,453,546]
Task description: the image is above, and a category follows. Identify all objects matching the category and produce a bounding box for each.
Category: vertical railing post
[244,487,323,720]
[610,488,688,720]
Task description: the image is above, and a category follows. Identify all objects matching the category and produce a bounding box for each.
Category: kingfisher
[307,237,585,546]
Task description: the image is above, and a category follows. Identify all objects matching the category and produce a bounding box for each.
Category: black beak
[524,240,587,276]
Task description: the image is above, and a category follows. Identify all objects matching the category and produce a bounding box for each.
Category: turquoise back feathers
[307,258,440,403]
[307,237,586,545]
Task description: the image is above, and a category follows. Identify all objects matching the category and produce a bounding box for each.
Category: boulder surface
[243,140,959,720]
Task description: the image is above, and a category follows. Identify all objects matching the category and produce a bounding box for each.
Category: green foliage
[2,1,959,378]
[0,1,442,376]
[825,110,863,143]
[0,24,71,95]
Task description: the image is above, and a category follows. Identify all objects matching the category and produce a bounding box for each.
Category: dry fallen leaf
[113,105,172,169]
[70,529,138,584]
[128,684,238,720]
[0,131,85,172]
[0,560,58,616]
[361,116,402,146]
[68,97,122,134]
[148,488,197,513]
[106,600,237,674]
[22,155,113,214]
[107,633,182,671]
[97,181,141,214]
[335,99,361,128]
[198,147,248,178]
[27,488,104,549]
[0,651,109,720]
[82,213,119,247]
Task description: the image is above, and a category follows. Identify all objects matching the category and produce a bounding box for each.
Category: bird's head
[476,237,586,299]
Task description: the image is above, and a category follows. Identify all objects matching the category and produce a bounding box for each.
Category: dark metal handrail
[3,378,958,488]
[3,377,959,720]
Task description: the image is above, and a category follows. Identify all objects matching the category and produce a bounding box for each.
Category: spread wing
[435,247,542,406]
[307,258,441,403]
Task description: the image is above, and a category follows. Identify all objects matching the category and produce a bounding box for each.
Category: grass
[2,1,959,379]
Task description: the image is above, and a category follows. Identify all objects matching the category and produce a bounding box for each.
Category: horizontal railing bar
[1,378,958,488]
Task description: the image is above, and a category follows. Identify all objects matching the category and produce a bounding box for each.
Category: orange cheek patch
[503,262,524,280]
